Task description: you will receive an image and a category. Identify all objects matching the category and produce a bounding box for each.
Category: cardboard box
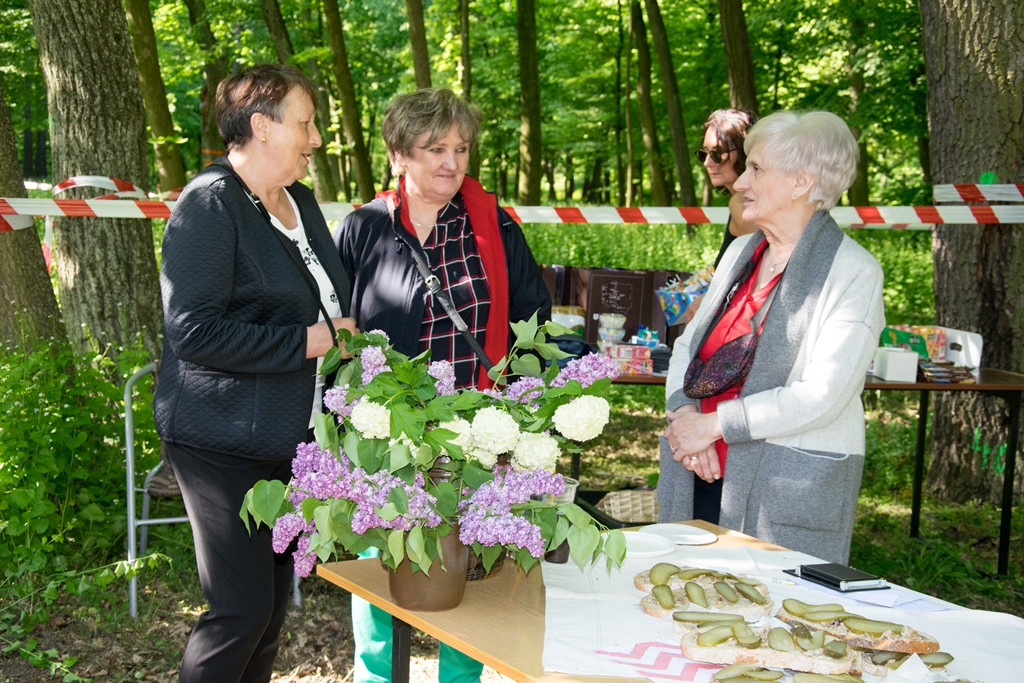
[615,358,654,376]
[872,347,919,382]
[608,343,651,360]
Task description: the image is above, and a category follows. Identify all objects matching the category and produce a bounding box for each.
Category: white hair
[744,111,859,210]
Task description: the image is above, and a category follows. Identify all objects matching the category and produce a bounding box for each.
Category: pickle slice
[696,624,735,647]
[684,580,709,608]
[782,598,845,617]
[870,650,902,666]
[767,627,796,652]
[796,628,825,651]
[714,664,757,680]
[648,562,680,586]
[651,584,675,609]
[792,674,862,683]
[734,581,768,605]
[843,616,903,636]
[919,651,954,668]
[672,611,744,624]
[823,639,848,659]
[730,621,761,649]
[714,665,783,681]
[801,610,855,623]
[714,581,739,603]
[676,567,714,581]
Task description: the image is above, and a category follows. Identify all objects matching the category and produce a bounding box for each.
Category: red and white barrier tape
[933,183,1024,203]
[3,197,1023,229]
[3,182,1022,231]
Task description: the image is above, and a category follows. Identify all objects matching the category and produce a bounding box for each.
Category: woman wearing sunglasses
[683,109,758,323]
[659,110,885,565]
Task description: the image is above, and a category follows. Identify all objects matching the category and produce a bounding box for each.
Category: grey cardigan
[659,211,885,563]
[155,162,351,460]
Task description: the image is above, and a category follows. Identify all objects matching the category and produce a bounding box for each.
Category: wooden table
[614,368,1024,575]
[317,520,768,683]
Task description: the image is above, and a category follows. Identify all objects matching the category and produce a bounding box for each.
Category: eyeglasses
[695,147,735,164]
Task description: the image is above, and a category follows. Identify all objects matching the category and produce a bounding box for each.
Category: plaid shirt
[417,198,491,389]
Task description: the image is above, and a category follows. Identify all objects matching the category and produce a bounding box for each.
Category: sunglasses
[695,147,735,164]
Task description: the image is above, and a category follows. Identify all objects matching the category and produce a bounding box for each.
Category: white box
[872,347,919,382]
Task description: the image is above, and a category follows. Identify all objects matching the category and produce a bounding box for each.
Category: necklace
[766,251,789,274]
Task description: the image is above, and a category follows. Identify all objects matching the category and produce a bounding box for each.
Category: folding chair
[124,363,300,617]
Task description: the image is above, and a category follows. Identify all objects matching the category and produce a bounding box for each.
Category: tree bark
[27,0,162,359]
[643,0,696,206]
[260,0,293,64]
[405,0,432,89]
[630,1,668,206]
[182,0,227,169]
[515,0,542,205]
[124,0,187,195]
[460,0,480,178]
[0,76,65,349]
[323,0,375,201]
[717,0,758,114]
[920,0,1024,504]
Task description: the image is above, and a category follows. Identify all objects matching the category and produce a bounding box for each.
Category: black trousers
[166,442,294,683]
[693,475,724,525]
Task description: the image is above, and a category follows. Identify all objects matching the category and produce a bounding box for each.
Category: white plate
[623,531,676,558]
[638,523,718,546]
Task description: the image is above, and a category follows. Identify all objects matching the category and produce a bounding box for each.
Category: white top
[270,189,343,427]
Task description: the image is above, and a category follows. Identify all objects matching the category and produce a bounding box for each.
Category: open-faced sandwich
[636,564,774,619]
[673,613,863,677]
[775,598,940,655]
[858,648,955,678]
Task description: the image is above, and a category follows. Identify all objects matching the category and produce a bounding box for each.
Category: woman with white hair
[660,110,886,563]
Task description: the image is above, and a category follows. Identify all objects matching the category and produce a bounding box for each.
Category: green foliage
[0,337,161,677]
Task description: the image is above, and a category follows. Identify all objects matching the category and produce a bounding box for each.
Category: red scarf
[378,176,509,389]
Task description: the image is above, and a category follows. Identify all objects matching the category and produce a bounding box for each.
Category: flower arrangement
[241,314,627,577]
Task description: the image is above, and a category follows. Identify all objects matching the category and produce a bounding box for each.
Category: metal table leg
[994,390,1020,576]
[392,615,412,683]
[910,390,929,538]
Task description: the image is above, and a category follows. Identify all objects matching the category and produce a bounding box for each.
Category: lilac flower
[293,535,317,577]
[323,384,357,418]
[361,345,389,385]
[504,376,546,406]
[429,360,456,396]
[551,352,619,388]
[456,468,563,558]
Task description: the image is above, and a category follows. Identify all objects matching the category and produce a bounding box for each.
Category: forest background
[0,0,1022,680]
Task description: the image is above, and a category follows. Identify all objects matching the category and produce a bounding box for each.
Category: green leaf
[388,440,412,471]
[321,346,343,376]
[510,354,542,377]
[405,526,427,572]
[240,480,287,531]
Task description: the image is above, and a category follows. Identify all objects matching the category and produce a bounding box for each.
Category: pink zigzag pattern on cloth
[595,641,722,681]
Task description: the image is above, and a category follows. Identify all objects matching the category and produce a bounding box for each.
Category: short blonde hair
[381,88,482,172]
[744,111,859,210]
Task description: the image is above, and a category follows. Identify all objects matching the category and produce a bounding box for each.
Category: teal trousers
[352,549,484,682]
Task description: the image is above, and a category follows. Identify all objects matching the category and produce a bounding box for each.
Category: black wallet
[783,563,889,592]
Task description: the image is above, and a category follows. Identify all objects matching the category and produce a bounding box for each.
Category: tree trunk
[630,1,668,206]
[260,0,293,63]
[460,0,480,178]
[0,76,65,349]
[643,0,696,206]
[303,12,340,202]
[845,11,868,205]
[920,0,1024,504]
[717,0,758,114]
[182,0,227,168]
[323,0,376,202]
[406,0,432,89]
[27,0,162,359]
[515,0,542,205]
[124,0,187,195]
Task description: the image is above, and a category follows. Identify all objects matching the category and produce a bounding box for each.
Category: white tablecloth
[541,532,1023,682]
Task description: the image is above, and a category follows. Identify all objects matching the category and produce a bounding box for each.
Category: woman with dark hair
[660,110,885,564]
[683,109,759,323]
[155,63,357,681]
[336,87,551,683]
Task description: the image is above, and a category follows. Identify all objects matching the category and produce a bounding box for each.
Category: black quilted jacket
[154,162,351,460]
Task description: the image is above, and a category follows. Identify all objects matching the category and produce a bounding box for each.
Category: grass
[1,385,1021,681]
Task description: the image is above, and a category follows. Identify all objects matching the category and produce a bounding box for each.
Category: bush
[0,339,158,635]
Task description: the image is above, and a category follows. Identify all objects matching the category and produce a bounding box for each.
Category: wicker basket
[595,489,659,524]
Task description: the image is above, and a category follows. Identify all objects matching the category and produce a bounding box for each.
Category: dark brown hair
[703,109,759,179]
[216,64,317,151]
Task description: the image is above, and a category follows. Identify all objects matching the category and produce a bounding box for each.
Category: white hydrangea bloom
[470,406,520,453]
[512,431,561,472]
[468,446,499,469]
[349,400,391,440]
[552,395,610,442]
[437,418,474,454]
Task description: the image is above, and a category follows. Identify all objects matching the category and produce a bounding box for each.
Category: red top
[698,242,781,474]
